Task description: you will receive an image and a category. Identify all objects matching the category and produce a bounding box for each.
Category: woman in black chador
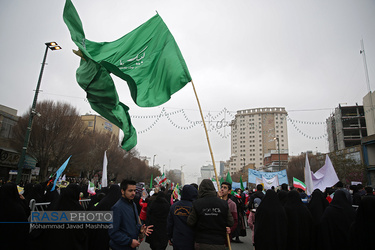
[318,189,355,250]
[254,189,287,250]
[350,196,375,249]
[35,184,88,250]
[24,183,44,204]
[308,189,328,250]
[284,190,313,250]
[88,184,121,250]
[0,182,31,249]
[146,191,170,250]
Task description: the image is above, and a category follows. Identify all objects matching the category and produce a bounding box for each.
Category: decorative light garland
[131,108,330,140]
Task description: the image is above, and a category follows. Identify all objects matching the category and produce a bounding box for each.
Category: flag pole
[191,81,232,250]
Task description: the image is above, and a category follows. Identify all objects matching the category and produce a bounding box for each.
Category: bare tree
[286,154,321,185]
[77,131,122,179]
[328,153,367,185]
[12,100,164,185]
[12,100,89,181]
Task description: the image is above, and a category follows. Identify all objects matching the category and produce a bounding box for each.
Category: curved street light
[16,42,62,184]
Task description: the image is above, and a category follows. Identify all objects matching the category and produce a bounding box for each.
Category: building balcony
[343,136,361,140]
[341,115,365,119]
[342,126,367,130]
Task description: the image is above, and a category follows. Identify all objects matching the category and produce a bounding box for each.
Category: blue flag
[51,156,72,191]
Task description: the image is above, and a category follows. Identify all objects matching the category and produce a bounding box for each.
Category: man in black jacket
[248,184,264,209]
[187,179,234,250]
[167,185,198,250]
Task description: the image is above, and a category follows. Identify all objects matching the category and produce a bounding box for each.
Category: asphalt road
[138,228,253,250]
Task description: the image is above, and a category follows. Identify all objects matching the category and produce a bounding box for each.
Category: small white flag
[304,153,314,195]
[312,154,339,192]
[102,151,108,188]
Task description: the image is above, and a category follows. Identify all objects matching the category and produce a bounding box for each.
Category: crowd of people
[0,178,374,250]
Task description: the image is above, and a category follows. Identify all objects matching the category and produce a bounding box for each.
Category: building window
[88,121,94,127]
[0,117,16,138]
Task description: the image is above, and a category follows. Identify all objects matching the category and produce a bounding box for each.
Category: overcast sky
[1,0,374,183]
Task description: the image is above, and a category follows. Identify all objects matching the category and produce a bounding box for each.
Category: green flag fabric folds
[63,0,191,150]
[220,176,225,185]
[226,172,232,184]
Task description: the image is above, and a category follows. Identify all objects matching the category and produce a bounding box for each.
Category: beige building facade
[228,107,289,174]
[363,91,375,136]
[81,115,120,137]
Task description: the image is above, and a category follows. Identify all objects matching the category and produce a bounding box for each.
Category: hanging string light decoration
[286,115,328,139]
[131,107,331,140]
[131,107,235,138]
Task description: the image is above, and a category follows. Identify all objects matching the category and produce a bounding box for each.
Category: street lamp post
[274,137,280,172]
[16,42,62,184]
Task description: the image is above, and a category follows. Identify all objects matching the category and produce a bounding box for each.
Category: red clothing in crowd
[139,198,148,221]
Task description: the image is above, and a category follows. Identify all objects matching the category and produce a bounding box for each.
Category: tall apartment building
[169,169,184,186]
[326,104,367,152]
[228,107,289,174]
[197,164,215,185]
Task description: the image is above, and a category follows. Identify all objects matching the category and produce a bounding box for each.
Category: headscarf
[93,184,121,211]
[24,183,44,204]
[49,183,83,211]
[277,190,288,206]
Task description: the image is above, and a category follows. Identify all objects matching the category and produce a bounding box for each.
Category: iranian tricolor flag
[159,173,167,185]
[154,175,161,184]
[173,183,180,200]
[88,181,96,195]
[293,177,306,191]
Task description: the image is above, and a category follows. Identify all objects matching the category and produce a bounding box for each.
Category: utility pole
[16,42,62,184]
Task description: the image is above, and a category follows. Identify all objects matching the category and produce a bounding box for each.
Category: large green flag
[226,172,232,184]
[240,175,245,190]
[63,0,191,150]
